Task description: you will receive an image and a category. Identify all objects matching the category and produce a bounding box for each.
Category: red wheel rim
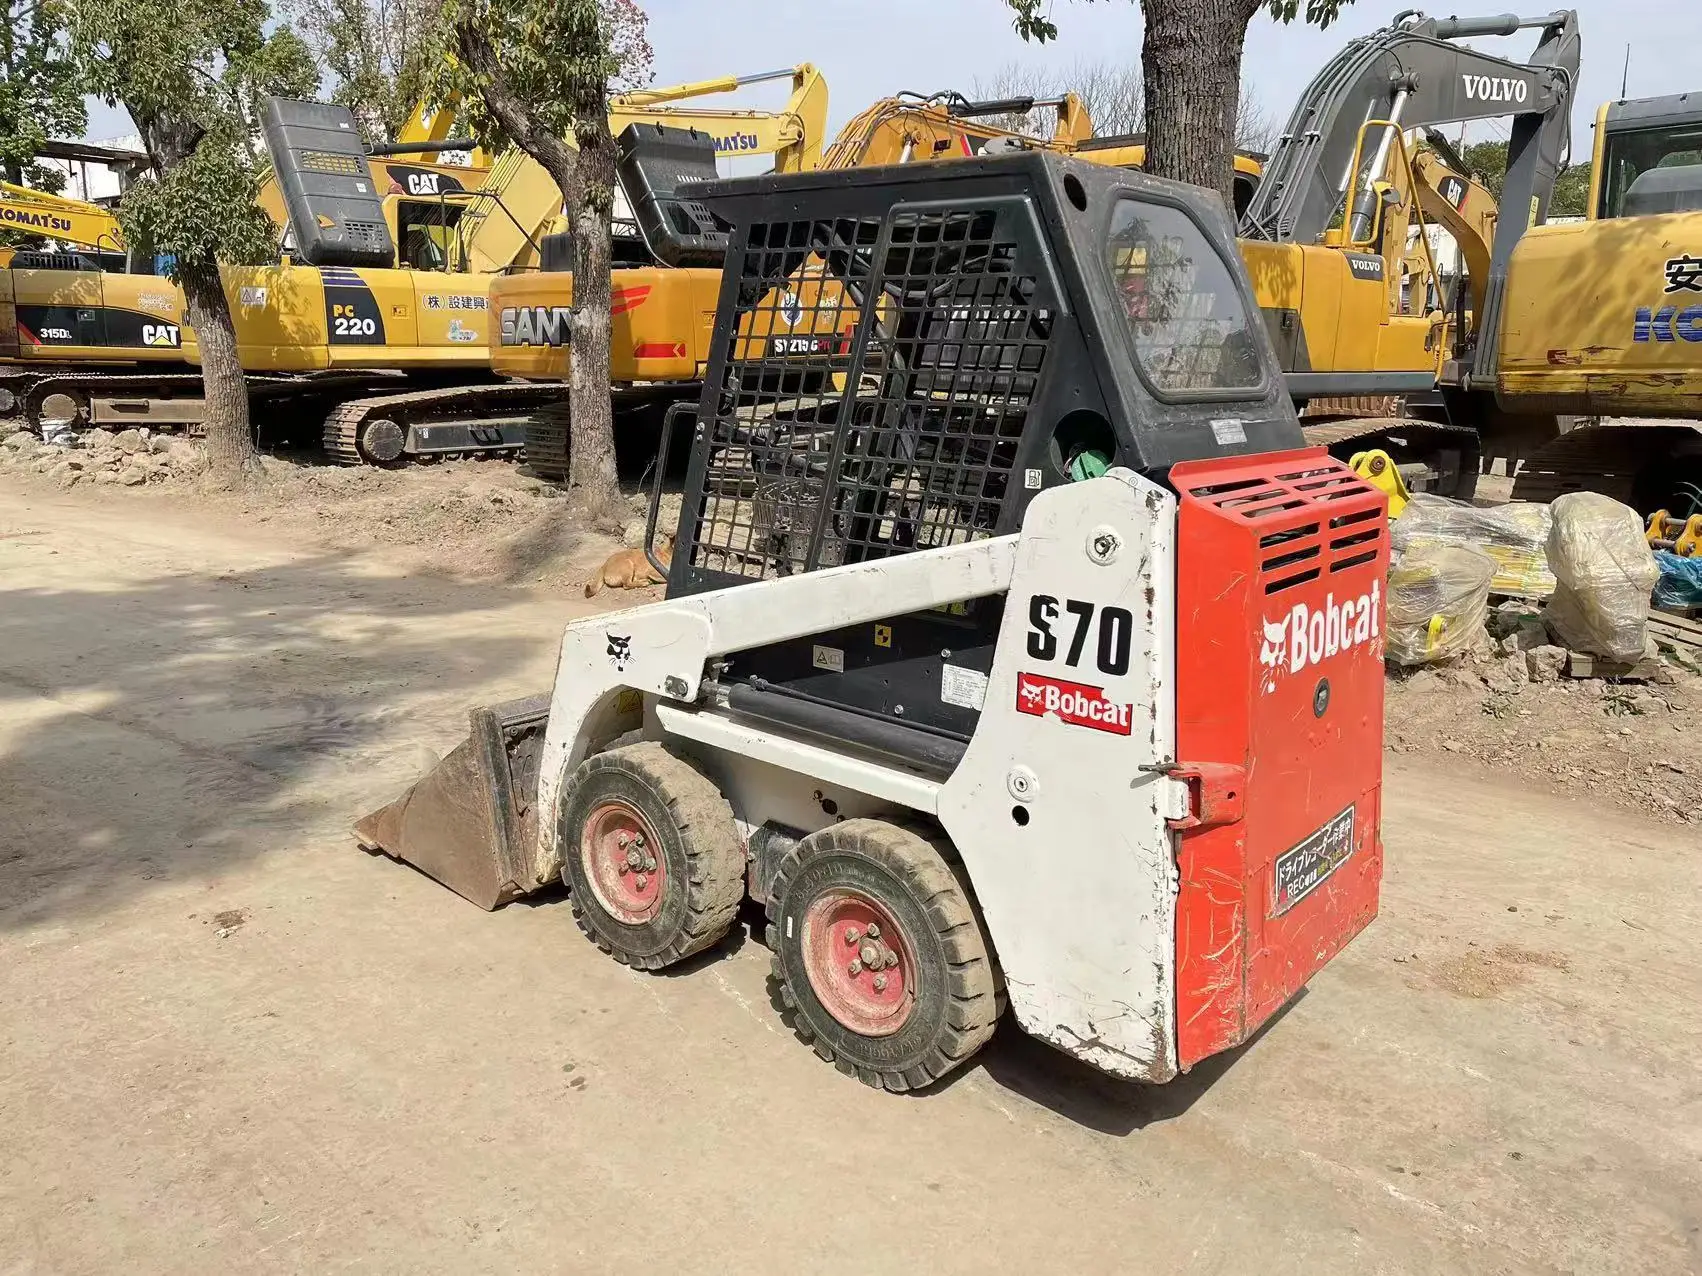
[800,890,914,1037]
[580,801,665,924]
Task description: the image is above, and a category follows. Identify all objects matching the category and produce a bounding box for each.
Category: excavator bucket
[354,696,551,910]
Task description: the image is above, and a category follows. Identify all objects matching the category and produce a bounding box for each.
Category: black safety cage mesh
[685,199,1057,581]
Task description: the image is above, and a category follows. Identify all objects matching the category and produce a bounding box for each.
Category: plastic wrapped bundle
[1544,492,1659,661]
[1389,493,1554,596]
[1386,543,1497,665]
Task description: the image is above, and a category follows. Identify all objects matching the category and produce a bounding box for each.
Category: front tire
[768,819,1003,1091]
[558,743,744,970]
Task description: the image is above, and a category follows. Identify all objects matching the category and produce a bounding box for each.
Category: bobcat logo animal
[606,634,632,672]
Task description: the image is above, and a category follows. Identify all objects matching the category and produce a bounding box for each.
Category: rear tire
[558,743,744,970]
[768,819,1002,1091]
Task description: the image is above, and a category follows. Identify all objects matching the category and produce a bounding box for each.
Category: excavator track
[17,370,322,436]
[1510,419,1702,508]
[320,383,566,466]
[22,371,221,435]
[1300,416,1482,500]
[524,401,572,481]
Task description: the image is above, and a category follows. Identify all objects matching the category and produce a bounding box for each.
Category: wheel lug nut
[635,873,648,890]
[848,959,862,976]
[865,924,881,940]
[617,832,629,846]
[845,929,861,946]
[886,952,900,969]
[643,855,656,872]
[873,974,888,993]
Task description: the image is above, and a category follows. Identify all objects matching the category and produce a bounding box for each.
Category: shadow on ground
[0,549,559,932]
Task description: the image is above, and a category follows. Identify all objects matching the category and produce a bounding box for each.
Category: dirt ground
[2,470,1701,1273]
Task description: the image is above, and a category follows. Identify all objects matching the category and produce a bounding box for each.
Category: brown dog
[584,535,672,597]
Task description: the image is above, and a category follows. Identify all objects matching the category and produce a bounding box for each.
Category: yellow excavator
[0,66,832,465]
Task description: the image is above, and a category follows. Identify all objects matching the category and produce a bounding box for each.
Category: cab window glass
[1104,198,1262,393]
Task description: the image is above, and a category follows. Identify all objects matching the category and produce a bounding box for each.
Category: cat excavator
[316,64,833,464]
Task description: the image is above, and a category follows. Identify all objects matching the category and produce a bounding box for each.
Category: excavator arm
[0,183,126,256]
[820,92,1090,170]
[1242,10,1577,246]
[1408,144,1499,325]
[1240,9,1579,384]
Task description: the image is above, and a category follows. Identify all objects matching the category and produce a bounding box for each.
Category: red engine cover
[1168,447,1388,1070]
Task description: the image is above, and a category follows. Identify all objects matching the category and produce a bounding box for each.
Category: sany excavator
[0,66,830,466]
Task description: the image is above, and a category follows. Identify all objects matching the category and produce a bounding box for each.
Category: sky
[82,0,1689,161]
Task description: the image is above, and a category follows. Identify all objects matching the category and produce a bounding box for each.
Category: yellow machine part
[0,183,126,255]
[1349,448,1411,518]
[1496,213,1702,415]
[1645,510,1702,556]
[0,261,495,374]
[491,266,720,383]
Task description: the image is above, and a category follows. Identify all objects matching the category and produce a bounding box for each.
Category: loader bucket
[354,695,552,910]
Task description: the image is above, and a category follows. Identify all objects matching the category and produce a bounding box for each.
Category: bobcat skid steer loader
[356,152,1390,1090]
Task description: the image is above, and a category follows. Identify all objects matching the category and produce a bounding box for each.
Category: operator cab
[1597,93,1702,218]
[656,152,1302,745]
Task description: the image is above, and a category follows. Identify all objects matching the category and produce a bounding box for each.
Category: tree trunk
[453,21,619,513]
[562,113,619,512]
[1140,0,1260,209]
[177,253,255,485]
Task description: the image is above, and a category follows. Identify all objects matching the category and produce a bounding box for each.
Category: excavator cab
[1594,95,1702,219]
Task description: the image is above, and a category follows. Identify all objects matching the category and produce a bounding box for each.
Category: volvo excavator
[1260,15,1702,514]
[1227,9,1581,495]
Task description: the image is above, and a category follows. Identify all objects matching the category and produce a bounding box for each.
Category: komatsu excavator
[1486,92,1702,510]
[356,150,1389,1092]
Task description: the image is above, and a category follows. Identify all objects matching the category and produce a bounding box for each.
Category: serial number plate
[1271,805,1356,917]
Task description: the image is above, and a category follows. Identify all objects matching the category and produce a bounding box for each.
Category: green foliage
[1005,0,1357,42]
[1457,139,1591,218]
[117,130,278,270]
[1551,159,1591,217]
[424,0,651,157]
[1461,139,1509,200]
[289,0,443,145]
[1264,0,1352,26]
[68,0,317,279]
[0,0,88,193]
